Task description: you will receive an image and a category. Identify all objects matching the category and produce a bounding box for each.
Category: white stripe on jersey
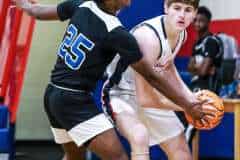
[106,54,136,93]
[143,15,186,64]
[79,1,122,32]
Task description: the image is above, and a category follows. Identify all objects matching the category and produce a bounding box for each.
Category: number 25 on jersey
[57,24,95,70]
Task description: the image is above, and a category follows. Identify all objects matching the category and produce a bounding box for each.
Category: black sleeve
[108,57,131,85]
[191,42,198,56]
[204,38,220,59]
[57,0,83,21]
[106,27,143,85]
[106,27,143,64]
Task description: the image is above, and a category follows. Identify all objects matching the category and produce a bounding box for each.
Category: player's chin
[176,23,187,31]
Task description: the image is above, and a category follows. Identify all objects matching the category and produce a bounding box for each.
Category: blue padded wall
[0,105,10,153]
[0,106,8,128]
[118,0,164,30]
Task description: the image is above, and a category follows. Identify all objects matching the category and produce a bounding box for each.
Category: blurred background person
[188,6,223,94]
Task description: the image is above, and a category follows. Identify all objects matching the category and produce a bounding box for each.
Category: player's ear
[190,9,197,23]
[164,2,169,14]
[193,9,197,17]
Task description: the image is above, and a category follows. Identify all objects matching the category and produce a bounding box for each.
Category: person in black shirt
[187,6,223,147]
[188,6,223,93]
[14,0,218,160]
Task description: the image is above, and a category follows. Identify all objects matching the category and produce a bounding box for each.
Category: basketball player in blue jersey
[14,0,217,160]
[14,0,140,159]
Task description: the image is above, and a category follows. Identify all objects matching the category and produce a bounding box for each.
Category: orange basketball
[185,90,224,130]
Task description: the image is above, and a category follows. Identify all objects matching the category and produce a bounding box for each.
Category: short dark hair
[197,6,212,21]
[166,0,200,9]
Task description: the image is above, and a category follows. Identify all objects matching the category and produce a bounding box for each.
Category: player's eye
[185,7,194,13]
[174,6,181,11]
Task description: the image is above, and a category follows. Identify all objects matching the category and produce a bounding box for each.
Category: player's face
[165,2,196,31]
[104,0,131,15]
[193,14,209,33]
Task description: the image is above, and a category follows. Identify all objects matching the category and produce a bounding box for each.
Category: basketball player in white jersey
[104,0,199,160]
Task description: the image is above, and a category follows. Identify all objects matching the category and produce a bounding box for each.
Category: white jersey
[107,15,186,96]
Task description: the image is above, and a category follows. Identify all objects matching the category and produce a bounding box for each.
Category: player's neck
[164,17,181,40]
[97,1,118,16]
[198,30,210,39]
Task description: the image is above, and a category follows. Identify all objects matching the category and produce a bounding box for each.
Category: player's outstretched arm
[12,0,59,20]
[131,27,216,123]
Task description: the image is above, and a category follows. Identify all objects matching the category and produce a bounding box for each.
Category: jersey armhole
[131,23,163,59]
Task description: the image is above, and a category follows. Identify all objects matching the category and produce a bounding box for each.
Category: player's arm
[104,27,143,87]
[12,0,80,21]
[190,38,219,76]
[135,71,182,111]
[130,27,216,121]
[195,57,213,76]
[188,55,213,76]
[12,0,58,20]
[188,56,198,74]
[133,26,182,110]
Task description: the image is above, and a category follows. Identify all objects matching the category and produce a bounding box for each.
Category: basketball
[185,90,224,130]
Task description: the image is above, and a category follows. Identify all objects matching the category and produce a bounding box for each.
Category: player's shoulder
[204,35,219,46]
[131,16,162,39]
[144,15,162,24]
[105,26,140,53]
[80,1,122,32]
[110,27,136,42]
[131,24,160,49]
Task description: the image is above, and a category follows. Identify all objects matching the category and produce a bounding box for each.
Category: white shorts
[110,95,184,146]
[50,113,113,146]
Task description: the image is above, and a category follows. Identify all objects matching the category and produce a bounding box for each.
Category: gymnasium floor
[15,141,232,160]
[16,141,63,160]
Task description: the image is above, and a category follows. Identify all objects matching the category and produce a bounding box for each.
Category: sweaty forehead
[171,2,194,7]
[166,0,199,8]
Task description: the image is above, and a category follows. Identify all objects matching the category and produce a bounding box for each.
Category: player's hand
[185,90,224,129]
[185,95,217,128]
[12,0,37,9]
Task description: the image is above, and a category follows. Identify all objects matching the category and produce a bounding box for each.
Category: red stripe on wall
[178,24,196,57]
[178,19,240,57]
[210,19,240,45]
